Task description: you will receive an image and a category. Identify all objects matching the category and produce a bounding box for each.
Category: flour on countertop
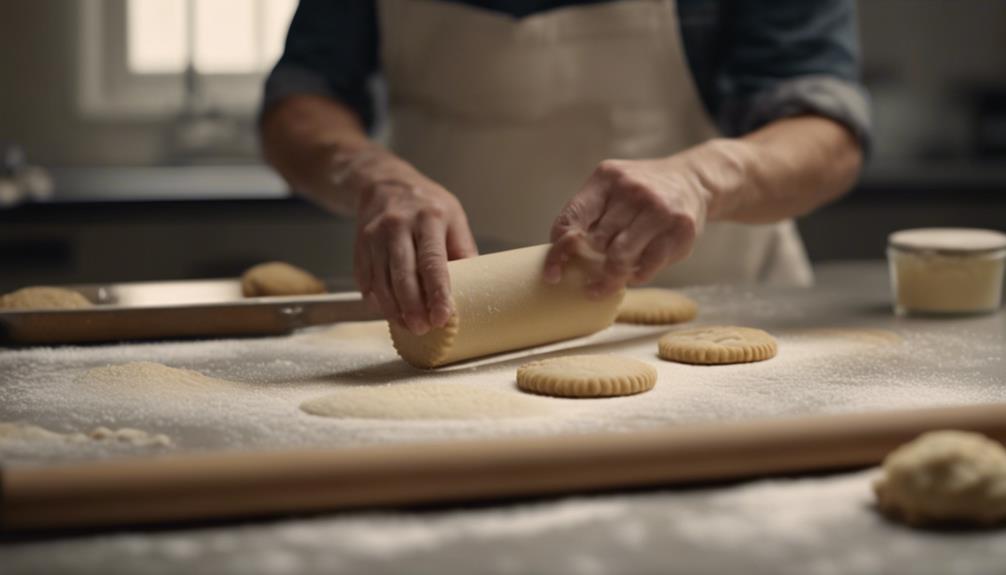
[301,382,558,420]
[1,282,1003,466]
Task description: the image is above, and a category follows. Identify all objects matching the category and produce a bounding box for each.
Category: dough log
[390,244,624,368]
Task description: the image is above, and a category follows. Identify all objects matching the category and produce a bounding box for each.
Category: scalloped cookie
[516,354,657,398]
[1,286,93,310]
[241,262,326,297]
[616,288,698,325]
[657,325,777,365]
[874,430,1006,527]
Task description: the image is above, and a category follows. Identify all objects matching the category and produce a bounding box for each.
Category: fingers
[386,228,430,335]
[631,233,675,284]
[415,216,454,328]
[544,230,584,284]
[587,198,639,255]
[352,228,373,301]
[366,232,403,328]
[446,211,479,260]
[604,209,665,277]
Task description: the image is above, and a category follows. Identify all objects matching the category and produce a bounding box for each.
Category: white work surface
[2,262,1005,574]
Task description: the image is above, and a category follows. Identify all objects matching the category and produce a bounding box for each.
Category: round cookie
[616,288,698,325]
[0,286,93,310]
[241,262,326,297]
[657,325,777,365]
[516,354,657,398]
[873,430,1006,527]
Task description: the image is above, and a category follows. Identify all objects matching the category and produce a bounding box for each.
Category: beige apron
[377,0,813,286]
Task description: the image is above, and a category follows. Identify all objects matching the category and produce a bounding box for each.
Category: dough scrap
[616,288,698,325]
[88,426,173,447]
[516,354,657,398]
[658,325,777,365]
[0,422,172,448]
[241,261,326,297]
[301,383,554,420]
[873,430,1006,527]
[390,245,623,368]
[0,286,93,310]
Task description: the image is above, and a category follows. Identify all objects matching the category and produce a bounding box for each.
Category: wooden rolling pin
[4,402,1006,532]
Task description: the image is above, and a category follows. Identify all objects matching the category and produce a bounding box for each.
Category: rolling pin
[389,244,623,368]
[4,403,1006,532]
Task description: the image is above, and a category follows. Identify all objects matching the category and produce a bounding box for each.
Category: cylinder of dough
[390,244,624,368]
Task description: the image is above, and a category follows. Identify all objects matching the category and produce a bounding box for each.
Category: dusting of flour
[82,361,245,397]
[301,383,556,420]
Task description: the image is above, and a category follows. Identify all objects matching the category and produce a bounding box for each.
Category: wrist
[328,144,414,215]
[688,137,757,221]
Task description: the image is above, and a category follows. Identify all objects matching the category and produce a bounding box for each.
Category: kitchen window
[78,0,297,118]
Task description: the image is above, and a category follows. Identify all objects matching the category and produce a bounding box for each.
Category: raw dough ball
[516,354,657,398]
[301,383,553,420]
[616,288,697,325]
[241,261,326,297]
[390,244,623,368]
[657,325,777,365]
[873,430,1006,526]
[0,286,93,310]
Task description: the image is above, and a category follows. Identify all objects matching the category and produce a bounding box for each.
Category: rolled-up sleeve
[261,0,379,129]
[718,0,871,149]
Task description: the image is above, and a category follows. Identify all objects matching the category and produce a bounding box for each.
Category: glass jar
[887,228,1006,316]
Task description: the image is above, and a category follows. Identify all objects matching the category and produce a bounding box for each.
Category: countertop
[1,261,1004,574]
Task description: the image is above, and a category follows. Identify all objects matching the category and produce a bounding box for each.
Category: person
[260,0,869,336]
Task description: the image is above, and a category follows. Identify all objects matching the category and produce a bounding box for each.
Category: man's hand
[544,142,735,296]
[352,153,478,335]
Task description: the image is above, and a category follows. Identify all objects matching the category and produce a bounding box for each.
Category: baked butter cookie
[241,261,326,297]
[616,288,698,325]
[516,354,657,398]
[0,286,93,310]
[658,325,777,365]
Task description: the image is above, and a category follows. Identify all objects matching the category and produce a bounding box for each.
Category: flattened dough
[0,286,93,310]
[658,325,777,365]
[390,245,624,368]
[241,261,326,297]
[616,288,697,325]
[301,383,553,420]
[517,354,657,398]
[874,430,1006,526]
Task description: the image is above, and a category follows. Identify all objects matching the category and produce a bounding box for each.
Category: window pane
[127,0,186,73]
[262,0,298,68]
[194,0,256,73]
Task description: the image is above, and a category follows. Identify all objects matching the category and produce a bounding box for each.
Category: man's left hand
[544,142,736,296]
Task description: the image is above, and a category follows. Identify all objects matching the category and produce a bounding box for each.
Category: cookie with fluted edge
[658,326,777,365]
[616,288,698,325]
[516,354,657,398]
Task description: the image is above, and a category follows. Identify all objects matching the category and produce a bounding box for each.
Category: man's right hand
[260,95,477,335]
[350,152,478,335]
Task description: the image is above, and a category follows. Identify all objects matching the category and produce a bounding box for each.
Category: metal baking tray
[0,279,381,346]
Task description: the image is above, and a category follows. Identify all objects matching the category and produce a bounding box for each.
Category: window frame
[78,0,270,119]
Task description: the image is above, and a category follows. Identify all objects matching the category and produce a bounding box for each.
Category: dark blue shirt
[263,0,870,147]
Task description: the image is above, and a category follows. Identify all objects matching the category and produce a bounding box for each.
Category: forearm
[260,94,382,215]
[699,116,864,224]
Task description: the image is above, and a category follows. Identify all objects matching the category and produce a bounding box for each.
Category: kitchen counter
[2,261,1004,574]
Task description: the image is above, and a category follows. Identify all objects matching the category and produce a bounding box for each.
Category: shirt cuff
[259,64,335,123]
[721,75,873,154]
